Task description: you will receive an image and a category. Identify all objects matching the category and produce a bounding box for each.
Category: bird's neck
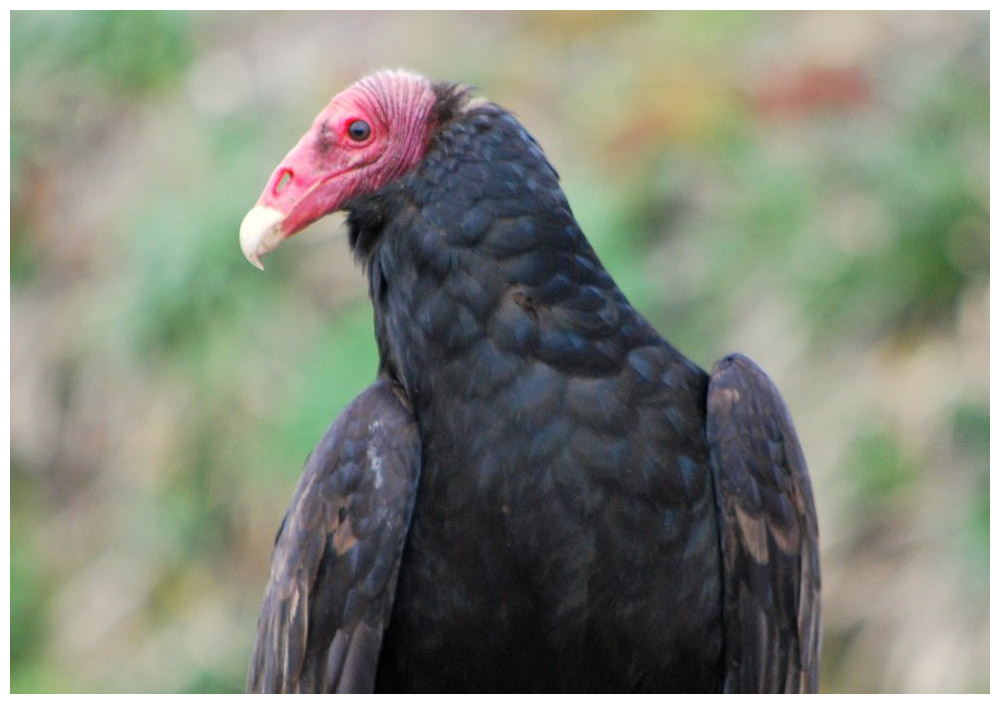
[363,217,660,409]
[350,105,663,404]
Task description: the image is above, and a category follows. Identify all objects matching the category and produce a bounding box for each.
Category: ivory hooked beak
[239,206,287,270]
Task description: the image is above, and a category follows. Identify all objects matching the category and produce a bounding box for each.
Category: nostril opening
[274,169,293,195]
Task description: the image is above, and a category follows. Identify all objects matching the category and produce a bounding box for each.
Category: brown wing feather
[247,378,421,693]
[707,354,821,693]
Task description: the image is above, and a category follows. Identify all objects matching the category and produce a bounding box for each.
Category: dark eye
[347,120,371,142]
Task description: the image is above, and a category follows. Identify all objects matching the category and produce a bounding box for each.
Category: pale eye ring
[347,120,371,142]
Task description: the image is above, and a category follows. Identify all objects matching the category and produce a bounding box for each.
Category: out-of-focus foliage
[10,11,988,693]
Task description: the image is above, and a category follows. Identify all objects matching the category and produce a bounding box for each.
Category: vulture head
[239,70,438,269]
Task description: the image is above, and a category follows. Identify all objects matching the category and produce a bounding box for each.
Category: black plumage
[247,380,420,693]
[246,76,820,693]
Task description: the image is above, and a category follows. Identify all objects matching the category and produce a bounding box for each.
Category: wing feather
[707,354,821,693]
[247,378,420,693]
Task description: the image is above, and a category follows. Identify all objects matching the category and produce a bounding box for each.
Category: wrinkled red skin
[254,71,437,239]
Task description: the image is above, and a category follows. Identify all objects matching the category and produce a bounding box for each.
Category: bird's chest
[376,349,724,691]
[372,238,723,689]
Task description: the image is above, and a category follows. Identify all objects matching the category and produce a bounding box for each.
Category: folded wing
[707,354,821,693]
[247,379,421,693]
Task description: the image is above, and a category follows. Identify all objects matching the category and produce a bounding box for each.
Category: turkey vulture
[240,70,820,693]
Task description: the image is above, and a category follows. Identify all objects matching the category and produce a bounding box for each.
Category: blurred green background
[10,10,988,693]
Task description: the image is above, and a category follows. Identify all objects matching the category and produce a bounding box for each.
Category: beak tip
[239,205,287,270]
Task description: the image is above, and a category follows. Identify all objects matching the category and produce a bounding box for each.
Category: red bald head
[240,70,437,269]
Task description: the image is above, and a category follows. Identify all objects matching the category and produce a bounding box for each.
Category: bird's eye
[347,120,371,142]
